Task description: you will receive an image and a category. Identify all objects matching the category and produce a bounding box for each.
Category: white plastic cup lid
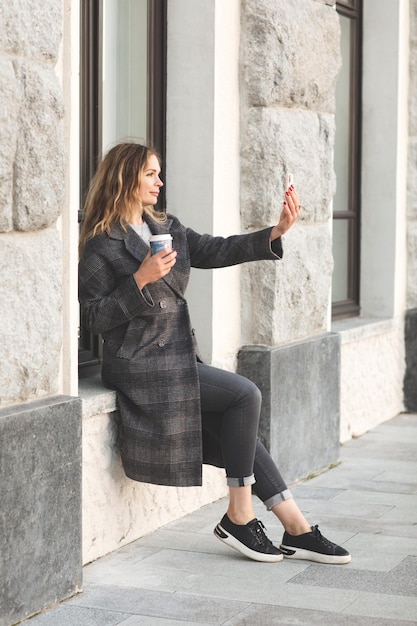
[149,234,172,242]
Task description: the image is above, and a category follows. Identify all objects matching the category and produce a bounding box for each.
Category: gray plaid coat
[79,213,283,486]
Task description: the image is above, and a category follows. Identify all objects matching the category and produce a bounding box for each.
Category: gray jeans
[198,363,293,509]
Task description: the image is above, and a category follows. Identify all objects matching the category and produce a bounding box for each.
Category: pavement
[24,412,417,625]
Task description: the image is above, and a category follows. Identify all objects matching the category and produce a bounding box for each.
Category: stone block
[409,0,417,70]
[241,0,341,112]
[0,0,62,63]
[0,395,82,626]
[409,53,417,138]
[238,333,341,484]
[0,229,62,404]
[408,138,417,221]
[241,223,333,345]
[407,221,417,308]
[338,319,405,442]
[404,308,417,411]
[0,56,22,232]
[411,0,417,47]
[13,59,65,231]
[241,107,336,228]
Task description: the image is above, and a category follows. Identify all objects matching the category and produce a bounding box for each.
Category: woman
[79,142,350,565]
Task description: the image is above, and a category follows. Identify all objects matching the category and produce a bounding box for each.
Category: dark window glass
[79,0,167,376]
[332,1,362,319]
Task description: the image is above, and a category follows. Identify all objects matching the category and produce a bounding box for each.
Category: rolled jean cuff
[264,489,293,510]
[226,474,256,488]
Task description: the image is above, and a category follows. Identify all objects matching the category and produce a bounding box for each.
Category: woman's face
[138,154,163,207]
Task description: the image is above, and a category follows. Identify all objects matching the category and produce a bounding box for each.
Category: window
[332,0,362,319]
[79,0,167,376]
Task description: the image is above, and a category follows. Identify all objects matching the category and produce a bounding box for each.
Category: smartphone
[285,173,294,190]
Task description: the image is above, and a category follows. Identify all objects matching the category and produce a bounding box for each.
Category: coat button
[159,299,167,309]
[158,338,166,347]
[177,299,185,306]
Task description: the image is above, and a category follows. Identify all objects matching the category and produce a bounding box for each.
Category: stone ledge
[332,317,400,344]
[79,375,117,418]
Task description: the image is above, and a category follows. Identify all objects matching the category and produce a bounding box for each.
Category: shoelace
[311,524,334,549]
[249,519,272,546]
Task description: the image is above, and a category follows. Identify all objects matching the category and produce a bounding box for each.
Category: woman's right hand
[133,249,177,289]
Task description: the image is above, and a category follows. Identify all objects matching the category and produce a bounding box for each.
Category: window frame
[332,0,363,320]
[78,0,167,376]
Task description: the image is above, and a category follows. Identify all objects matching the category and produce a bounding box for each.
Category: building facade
[1,0,416,623]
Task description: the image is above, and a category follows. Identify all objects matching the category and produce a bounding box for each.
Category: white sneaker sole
[214,523,284,563]
[280,544,351,564]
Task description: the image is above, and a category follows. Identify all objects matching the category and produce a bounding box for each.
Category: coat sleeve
[78,244,155,335]
[184,223,283,269]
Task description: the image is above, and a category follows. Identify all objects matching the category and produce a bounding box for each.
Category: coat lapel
[147,216,185,297]
[109,216,184,297]
[125,228,150,261]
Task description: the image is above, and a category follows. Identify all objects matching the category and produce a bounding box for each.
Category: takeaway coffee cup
[149,234,173,255]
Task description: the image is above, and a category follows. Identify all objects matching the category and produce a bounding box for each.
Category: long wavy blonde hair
[79,142,166,256]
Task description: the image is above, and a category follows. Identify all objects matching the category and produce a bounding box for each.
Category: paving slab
[332,489,417,507]
[85,547,310,588]
[291,555,417,596]
[179,579,361,613]
[286,496,395,520]
[339,549,410,572]
[375,470,417,487]
[296,513,417,539]
[223,603,415,626]
[125,528,222,553]
[120,618,213,626]
[344,532,417,556]
[378,502,417,523]
[307,474,417,494]
[358,424,417,442]
[341,442,417,463]
[290,485,346,499]
[343,591,417,623]
[72,585,250,624]
[19,606,130,626]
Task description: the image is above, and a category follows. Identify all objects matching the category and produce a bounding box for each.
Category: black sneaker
[280,525,351,564]
[214,514,283,562]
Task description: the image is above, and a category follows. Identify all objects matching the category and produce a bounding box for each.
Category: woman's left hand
[270,186,301,241]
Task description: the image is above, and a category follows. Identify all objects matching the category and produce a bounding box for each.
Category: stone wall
[405,0,417,411]
[240,0,340,345]
[238,0,343,479]
[0,4,83,625]
[408,0,417,309]
[0,0,65,404]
